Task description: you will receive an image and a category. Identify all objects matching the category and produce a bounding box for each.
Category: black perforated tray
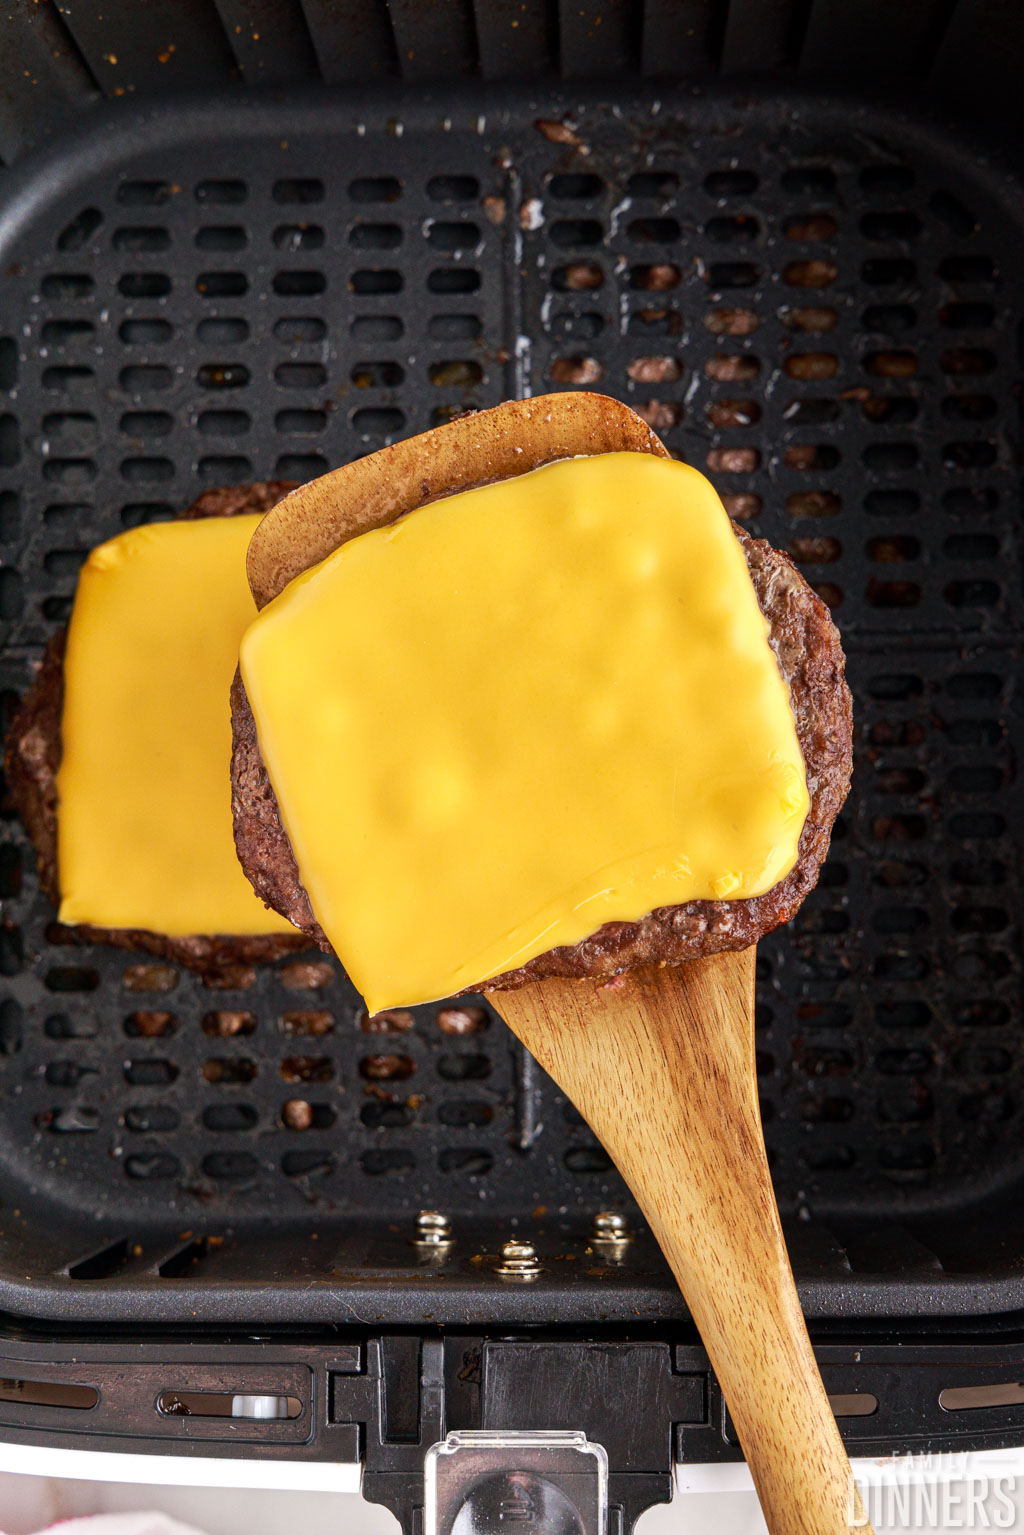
[0,84,1022,1326]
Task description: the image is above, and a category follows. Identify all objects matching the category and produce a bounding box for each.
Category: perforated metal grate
[0,91,1022,1315]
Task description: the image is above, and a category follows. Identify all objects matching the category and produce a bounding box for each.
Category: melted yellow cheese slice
[57,514,297,937]
[240,453,809,1009]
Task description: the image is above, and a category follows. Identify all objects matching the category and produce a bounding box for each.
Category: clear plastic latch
[424,1429,609,1535]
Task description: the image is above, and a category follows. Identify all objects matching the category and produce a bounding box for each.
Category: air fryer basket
[1,1,1024,1527]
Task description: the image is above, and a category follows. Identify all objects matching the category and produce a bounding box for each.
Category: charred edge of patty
[228,522,853,991]
[2,480,313,974]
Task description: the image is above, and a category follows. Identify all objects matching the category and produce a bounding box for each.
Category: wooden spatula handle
[494,951,869,1535]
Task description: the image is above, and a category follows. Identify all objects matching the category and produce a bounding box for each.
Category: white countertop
[3,1443,1024,1535]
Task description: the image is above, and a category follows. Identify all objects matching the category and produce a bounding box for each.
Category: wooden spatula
[493,948,870,1535]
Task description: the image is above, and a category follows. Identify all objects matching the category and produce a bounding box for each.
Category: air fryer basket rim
[4,75,1024,229]
[0,75,1022,1337]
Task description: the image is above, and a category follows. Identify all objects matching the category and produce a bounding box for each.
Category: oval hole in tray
[940,1383,1024,1411]
[0,1379,98,1409]
[157,1390,301,1419]
[827,1393,878,1418]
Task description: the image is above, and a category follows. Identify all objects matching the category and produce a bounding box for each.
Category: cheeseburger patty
[4,480,312,974]
[230,515,852,993]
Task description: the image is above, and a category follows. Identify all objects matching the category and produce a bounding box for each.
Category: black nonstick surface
[0,85,1021,1325]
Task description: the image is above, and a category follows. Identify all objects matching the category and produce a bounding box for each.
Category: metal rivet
[412,1209,453,1249]
[494,1238,542,1280]
[591,1210,632,1244]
